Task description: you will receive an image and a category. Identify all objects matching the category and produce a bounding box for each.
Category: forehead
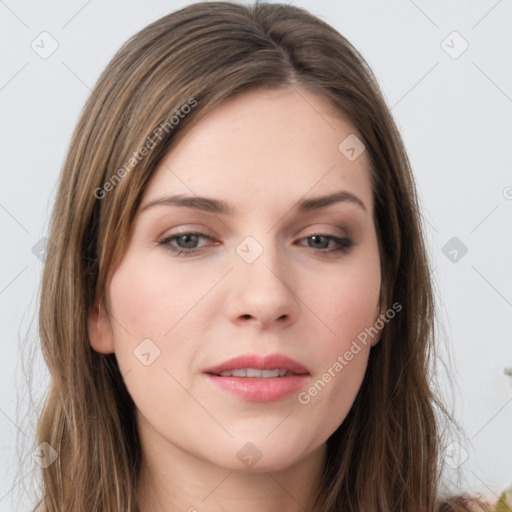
[142,86,373,217]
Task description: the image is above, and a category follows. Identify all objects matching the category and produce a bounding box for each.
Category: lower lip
[205,374,309,402]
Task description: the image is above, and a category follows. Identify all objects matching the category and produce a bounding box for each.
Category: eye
[296,234,353,255]
[158,231,213,257]
[157,231,353,257]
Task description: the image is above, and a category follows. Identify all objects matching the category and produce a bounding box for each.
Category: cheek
[297,316,373,441]
[108,252,210,340]
[107,254,201,383]
[305,258,381,349]
[107,256,204,424]
[294,256,379,433]
[106,250,227,398]
[303,349,370,442]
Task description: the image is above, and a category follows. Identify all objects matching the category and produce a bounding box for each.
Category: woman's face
[90,86,385,473]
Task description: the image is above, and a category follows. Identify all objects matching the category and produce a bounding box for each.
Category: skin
[89,85,387,512]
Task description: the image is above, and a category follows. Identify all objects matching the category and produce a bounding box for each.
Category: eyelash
[157,230,354,257]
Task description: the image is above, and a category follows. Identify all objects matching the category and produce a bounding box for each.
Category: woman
[33,1,494,511]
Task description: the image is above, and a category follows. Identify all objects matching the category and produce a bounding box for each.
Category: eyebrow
[139,190,367,216]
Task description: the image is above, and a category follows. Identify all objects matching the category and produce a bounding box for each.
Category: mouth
[213,368,301,378]
[204,352,310,375]
[203,353,310,402]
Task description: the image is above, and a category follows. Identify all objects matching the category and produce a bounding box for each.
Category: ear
[88,294,115,354]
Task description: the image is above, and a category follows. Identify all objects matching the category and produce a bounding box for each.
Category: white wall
[1,0,511,509]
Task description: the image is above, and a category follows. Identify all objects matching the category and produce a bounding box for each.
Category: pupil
[311,235,327,248]
[179,234,197,248]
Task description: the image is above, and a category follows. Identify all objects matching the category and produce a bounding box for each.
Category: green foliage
[495,490,512,512]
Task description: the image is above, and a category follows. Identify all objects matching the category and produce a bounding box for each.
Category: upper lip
[204,353,310,375]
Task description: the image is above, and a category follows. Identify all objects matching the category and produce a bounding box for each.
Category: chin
[211,436,320,473]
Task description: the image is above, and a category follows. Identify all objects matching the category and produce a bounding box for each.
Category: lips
[203,353,310,402]
[203,353,310,376]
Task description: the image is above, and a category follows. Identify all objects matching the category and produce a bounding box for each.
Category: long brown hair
[27,1,473,510]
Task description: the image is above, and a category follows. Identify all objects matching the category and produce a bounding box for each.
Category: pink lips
[203,353,310,402]
[204,353,310,375]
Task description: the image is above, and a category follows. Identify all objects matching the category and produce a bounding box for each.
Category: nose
[225,239,300,329]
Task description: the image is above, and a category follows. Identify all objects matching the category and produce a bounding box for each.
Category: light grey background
[1,0,511,510]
